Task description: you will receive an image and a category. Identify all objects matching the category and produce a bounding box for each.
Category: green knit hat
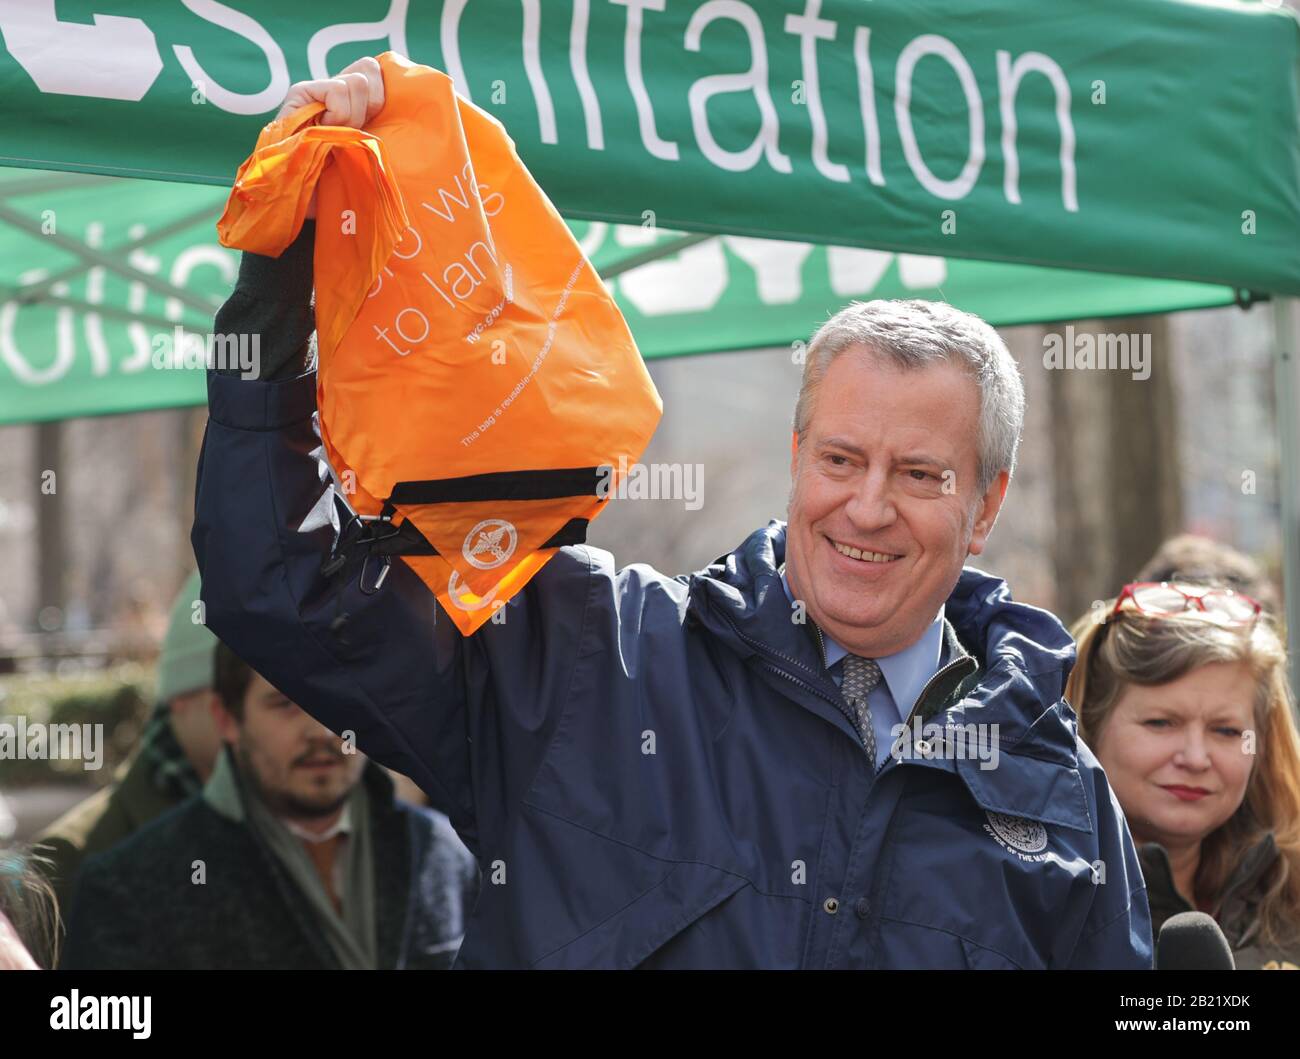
[157,571,219,702]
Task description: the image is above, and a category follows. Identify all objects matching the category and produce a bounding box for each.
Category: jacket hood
[687,521,1089,826]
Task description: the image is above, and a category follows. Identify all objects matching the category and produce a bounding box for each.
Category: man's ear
[790,430,799,478]
[967,469,1010,557]
[210,695,240,746]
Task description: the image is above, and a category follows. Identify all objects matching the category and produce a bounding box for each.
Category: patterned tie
[841,654,884,765]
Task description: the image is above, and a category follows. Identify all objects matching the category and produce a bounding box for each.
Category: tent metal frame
[0,170,223,318]
[10,202,223,306]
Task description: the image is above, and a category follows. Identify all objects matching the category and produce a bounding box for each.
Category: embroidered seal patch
[984,810,1048,856]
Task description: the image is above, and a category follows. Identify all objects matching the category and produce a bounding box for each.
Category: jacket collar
[1139,832,1279,940]
[688,521,1092,832]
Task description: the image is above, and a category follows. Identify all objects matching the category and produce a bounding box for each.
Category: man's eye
[908,469,933,481]
[826,454,849,467]
[1143,718,1171,728]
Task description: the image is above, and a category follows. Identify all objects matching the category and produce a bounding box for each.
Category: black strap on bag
[382,466,608,511]
[321,466,607,594]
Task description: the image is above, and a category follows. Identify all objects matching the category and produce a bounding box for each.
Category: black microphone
[1156,912,1235,970]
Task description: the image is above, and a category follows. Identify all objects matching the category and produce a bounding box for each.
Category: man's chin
[282,789,350,819]
[813,581,889,621]
[819,609,886,638]
[812,592,888,630]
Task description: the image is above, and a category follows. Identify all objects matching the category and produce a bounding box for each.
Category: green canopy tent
[1,0,1298,664]
[0,170,1246,421]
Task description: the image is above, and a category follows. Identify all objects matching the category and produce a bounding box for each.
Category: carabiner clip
[359,552,392,595]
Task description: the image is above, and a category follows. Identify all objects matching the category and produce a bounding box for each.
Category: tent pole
[0,202,218,315]
[598,233,716,280]
[9,202,223,301]
[1272,296,1300,694]
[19,290,211,333]
[0,173,112,199]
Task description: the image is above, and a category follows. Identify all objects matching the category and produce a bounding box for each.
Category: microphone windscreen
[1156,911,1235,970]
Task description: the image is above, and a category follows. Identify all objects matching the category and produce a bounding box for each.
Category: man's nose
[844,466,897,530]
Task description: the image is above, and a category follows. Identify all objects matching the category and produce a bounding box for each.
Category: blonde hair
[0,848,61,969]
[1066,600,1300,948]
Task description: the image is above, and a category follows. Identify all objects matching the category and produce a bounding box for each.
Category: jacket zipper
[902,654,975,729]
[812,621,829,668]
[719,612,859,732]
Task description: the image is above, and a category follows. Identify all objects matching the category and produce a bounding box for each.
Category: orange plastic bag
[218,53,662,635]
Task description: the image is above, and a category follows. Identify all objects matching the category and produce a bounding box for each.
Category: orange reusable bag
[218,53,662,635]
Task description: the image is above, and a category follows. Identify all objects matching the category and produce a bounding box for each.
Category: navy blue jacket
[192,258,1151,969]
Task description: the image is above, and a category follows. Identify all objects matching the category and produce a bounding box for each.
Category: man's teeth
[833,541,899,563]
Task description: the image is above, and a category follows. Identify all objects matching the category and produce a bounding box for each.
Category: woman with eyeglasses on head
[1067,582,1300,970]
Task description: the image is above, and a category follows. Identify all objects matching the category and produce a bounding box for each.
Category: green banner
[0,170,1234,425]
[1,0,1297,295]
[0,172,229,424]
[579,220,1235,360]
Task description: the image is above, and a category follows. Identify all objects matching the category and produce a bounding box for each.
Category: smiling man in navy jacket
[192,58,1152,969]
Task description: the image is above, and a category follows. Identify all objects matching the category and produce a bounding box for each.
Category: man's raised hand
[276,56,386,219]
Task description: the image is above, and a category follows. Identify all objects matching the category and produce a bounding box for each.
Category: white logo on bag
[983,810,1048,856]
[462,519,517,569]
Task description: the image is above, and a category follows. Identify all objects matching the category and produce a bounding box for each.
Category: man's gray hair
[793,299,1025,493]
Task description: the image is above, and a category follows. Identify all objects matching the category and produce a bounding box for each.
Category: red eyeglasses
[1110,581,1262,627]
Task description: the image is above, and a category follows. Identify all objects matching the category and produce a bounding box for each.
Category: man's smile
[828,535,903,564]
